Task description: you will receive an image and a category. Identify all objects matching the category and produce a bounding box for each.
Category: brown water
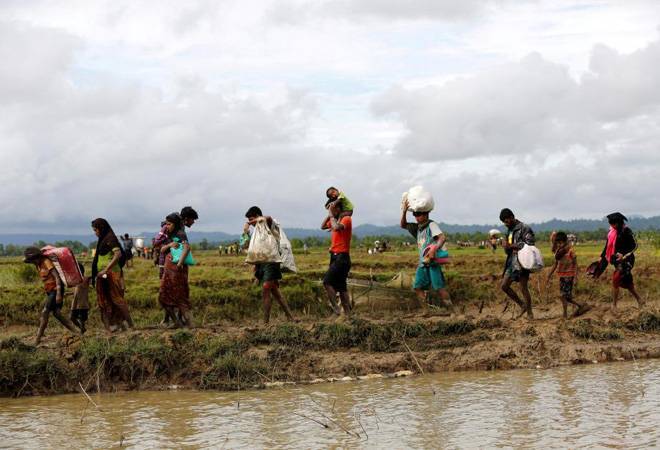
[1,360,658,449]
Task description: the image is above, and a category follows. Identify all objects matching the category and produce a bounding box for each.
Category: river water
[0,360,658,449]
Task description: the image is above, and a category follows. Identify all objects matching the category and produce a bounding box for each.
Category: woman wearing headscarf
[158,213,193,327]
[600,212,644,310]
[92,218,134,332]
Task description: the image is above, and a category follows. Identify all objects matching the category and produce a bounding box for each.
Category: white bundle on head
[402,185,434,212]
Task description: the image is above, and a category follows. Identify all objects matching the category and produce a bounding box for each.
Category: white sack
[402,185,434,212]
[517,244,544,272]
[273,220,297,273]
[245,219,282,264]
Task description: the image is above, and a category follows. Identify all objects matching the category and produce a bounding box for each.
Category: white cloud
[1,1,659,237]
[268,0,530,24]
[372,38,660,161]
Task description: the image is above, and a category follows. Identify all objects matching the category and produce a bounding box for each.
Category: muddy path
[2,298,658,398]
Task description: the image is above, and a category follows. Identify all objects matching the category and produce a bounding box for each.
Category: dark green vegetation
[2,310,658,397]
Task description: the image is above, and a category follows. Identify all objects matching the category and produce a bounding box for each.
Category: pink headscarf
[605,226,618,263]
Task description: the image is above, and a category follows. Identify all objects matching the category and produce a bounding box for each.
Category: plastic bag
[422,245,450,265]
[245,220,282,264]
[402,185,434,212]
[170,238,196,265]
[273,221,297,273]
[517,244,544,272]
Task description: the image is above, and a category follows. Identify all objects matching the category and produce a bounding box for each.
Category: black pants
[323,253,351,292]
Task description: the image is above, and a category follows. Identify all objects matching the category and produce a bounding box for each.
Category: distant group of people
[22,184,645,343]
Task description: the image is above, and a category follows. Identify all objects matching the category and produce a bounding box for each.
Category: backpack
[41,246,84,288]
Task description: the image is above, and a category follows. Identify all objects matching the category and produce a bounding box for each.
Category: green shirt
[337,192,354,211]
[97,247,122,273]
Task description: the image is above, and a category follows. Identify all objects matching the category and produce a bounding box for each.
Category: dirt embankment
[1,306,659,398]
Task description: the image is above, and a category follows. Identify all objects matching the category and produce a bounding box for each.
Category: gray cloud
[268,0,529,24]
[0,20,322,233]
[372,39,660,161]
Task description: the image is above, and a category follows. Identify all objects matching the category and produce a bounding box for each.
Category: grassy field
[0,242,658,397]
[1,242,658,327]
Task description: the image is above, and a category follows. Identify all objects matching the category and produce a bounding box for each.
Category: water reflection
[0,360,658,449]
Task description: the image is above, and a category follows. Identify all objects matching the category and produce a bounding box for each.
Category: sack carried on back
[41,246,84,287]
[245,219,282,265]
[273,220,297,273]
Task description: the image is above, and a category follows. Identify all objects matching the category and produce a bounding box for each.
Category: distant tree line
[1,228,659,257]
[0,240,89,257]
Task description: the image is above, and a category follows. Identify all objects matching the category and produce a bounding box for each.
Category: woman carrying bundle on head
[92,218,134,332]
[158,212,193,328]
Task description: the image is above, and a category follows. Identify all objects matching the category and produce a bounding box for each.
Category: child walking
[70,263,90,334]
[546,232,590,318]
[23,247,80,345]
[399,199,454,313]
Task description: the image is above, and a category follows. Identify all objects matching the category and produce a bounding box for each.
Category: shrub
[625,312,660,332]
[433,319,476,336]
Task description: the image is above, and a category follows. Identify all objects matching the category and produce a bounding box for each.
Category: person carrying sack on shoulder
[499,208,535,320]
[242,206,296,325]
[23,247,80,345]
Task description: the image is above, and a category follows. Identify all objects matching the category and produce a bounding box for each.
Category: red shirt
[330,216,352,253]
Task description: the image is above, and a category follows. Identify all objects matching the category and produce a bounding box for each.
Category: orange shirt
[556,247,577,277]
[37,258,58,292]
[330,216,352,253]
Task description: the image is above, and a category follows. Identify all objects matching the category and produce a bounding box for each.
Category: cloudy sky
[1,0,659,234]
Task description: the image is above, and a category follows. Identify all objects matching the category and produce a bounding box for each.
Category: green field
[1,241,658,328]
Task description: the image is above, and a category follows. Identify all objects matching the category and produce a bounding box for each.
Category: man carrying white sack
[400,188,454,314]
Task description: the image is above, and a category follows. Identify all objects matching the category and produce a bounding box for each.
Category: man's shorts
[559,277,574,300]
[323,253,351,292]
[255,263,282,284]
[504,256,530,283]
[414,265,446,291]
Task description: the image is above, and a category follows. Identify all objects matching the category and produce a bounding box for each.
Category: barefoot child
[70,263,90,334]
[325,187,354,217]
[546,232,590,318]
[400,200,454,313]
[23,247,80,345]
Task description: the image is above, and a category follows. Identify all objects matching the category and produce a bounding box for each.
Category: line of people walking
[22,186,645,343]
